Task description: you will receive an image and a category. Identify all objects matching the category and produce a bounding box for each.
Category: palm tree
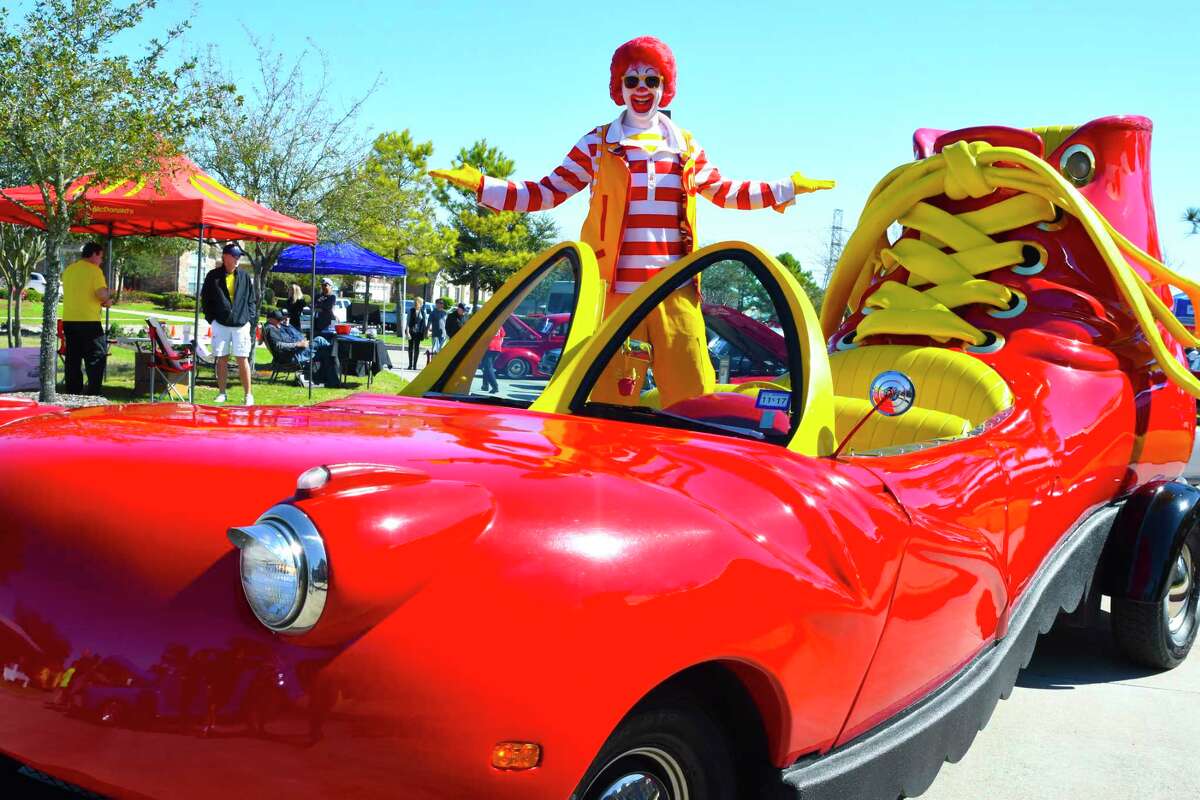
[1186,207,1200,235]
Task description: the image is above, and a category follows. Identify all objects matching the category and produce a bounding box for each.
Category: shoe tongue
[914,126,1045,160]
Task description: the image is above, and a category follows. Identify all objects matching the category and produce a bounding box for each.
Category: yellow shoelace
[821,140,1200,398]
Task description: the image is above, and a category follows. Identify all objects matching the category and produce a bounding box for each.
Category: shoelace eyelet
[1037,206,1068,232]
[1011,244,1047,276]
[1059,144,1096,187]
[965,330,1005,354]
[988,289,1028,319]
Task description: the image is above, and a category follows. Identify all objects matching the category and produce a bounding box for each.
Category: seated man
[263,309,335,387]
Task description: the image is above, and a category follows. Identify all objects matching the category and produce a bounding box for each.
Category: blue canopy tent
[274,241,407,398]
[275,240,408,332]
[275,240,407,279]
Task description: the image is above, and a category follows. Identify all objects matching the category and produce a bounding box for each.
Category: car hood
[0,394,576,485]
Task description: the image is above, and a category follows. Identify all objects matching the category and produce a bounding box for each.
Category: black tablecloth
[337,335,391,377]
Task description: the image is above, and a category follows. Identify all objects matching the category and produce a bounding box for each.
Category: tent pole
[401,274,407,339]
[309,244,316,400]
[103,223,114,382]
[189,226,205,403]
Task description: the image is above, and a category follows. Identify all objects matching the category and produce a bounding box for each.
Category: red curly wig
[609,36,677,108]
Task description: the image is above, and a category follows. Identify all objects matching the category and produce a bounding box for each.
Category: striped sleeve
[691,139,795,211]
[478,131,599,213]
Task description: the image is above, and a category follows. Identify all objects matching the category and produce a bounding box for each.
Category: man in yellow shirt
[60,242,113,395]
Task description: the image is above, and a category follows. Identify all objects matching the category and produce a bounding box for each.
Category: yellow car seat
[830,345,1012,453]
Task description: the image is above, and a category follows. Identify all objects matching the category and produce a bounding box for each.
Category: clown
[432,36,833,406]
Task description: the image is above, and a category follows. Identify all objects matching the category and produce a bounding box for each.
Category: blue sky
[149,0,1199,278]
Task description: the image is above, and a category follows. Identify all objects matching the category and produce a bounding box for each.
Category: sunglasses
[623,75,661,90]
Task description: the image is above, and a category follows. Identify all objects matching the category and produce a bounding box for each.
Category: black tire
[572,700,737,800]
[504,358,531,379]
[1112,535,1199,669]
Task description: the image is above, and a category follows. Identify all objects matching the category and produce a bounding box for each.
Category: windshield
[424,253,580,407]
[577,252,802,444]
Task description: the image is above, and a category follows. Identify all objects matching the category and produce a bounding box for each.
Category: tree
[435,140,559,306]
[776,252,824,311]
[332,130,456,294]
[190,35,379,296]
[700,252,824,320]
[0,0,211,400]
[703,259,773,314]
[0,224,44,347]
[1186,208,1200,235]
[110,236,188,294]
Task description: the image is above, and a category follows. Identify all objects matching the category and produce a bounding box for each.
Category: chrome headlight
[228,504,328,634]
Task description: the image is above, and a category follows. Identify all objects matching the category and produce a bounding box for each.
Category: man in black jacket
[201,243,259,405]
[445,303,467,338]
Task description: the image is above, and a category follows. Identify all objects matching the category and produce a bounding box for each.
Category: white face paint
[620,63,663,129]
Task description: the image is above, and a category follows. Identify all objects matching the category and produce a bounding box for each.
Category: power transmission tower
[822,209,845,289]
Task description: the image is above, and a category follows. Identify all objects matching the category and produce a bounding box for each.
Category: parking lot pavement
[921,611,1200,799]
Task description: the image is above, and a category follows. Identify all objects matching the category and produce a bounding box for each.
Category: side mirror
[833,370,916,458]
[870,370,915,416]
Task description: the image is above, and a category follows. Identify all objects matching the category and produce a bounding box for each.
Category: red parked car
[1,116,1198,800]
[495,312,570,379]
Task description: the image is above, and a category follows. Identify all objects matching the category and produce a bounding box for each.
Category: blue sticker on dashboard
[755,389,792,411]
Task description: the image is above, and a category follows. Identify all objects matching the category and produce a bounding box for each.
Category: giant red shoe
[0,116,1197,800]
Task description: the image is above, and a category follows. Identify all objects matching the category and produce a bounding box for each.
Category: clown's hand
[791,171,836,195]
[429,165,484,193]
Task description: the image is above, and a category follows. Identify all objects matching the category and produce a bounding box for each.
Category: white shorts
[211,321,253,358]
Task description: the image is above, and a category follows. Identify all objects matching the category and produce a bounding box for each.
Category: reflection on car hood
[0,394,581,484]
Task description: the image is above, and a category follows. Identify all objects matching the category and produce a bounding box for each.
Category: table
[337,335,392,387]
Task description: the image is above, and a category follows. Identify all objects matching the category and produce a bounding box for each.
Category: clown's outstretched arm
[430,133,598,213]
[692,141,834,212]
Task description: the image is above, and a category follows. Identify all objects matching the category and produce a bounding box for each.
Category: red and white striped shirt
[479,114,795,295]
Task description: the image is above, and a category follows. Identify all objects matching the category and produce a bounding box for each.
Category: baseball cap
[222,243,245,258]
[321,277,334,286]
[266,309,285,320]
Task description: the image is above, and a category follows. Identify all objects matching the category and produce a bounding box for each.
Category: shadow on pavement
[1016,611,1160,690]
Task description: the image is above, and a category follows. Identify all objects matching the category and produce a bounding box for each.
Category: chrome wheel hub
[1165,544,1195,647]
[590,746,688,800]
[596,772,669,800]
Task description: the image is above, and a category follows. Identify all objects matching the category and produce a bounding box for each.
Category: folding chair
[193,339,217,381]
[262,334,300,384]
[146,318,194,402]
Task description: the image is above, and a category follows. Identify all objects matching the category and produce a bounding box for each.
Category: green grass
[3,337,407,405]
[2,298,190,323]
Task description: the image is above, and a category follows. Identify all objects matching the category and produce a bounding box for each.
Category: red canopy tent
[0,156,319,400]
[0,156,316,243]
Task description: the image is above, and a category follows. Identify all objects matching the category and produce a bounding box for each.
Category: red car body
[0,116,1196,800]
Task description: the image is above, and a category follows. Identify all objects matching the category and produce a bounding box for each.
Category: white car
[24,272,45,295]
[297,297,352,332]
